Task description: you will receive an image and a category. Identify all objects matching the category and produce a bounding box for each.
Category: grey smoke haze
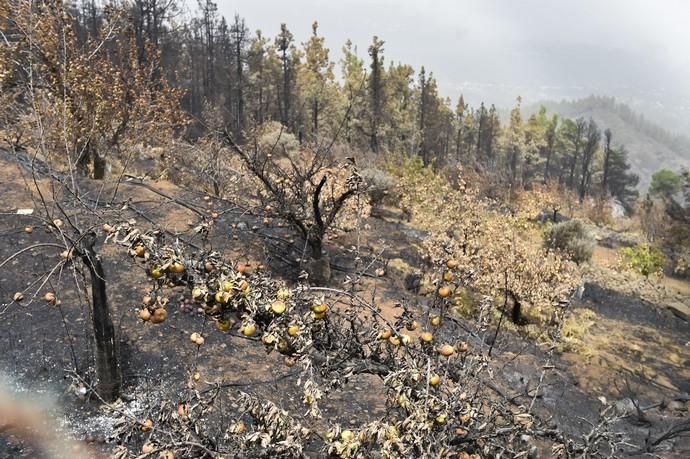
[215,0,690,132]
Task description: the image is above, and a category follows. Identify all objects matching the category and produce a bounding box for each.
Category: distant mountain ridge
[528,96,690,191]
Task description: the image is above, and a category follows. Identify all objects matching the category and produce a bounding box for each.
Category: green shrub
[621,244,665,277]
[361,167,395,208]
[544,219,595,264]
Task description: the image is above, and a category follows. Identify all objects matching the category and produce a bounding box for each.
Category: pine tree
[297,21,336,140]
[543,113,558,181]
[567,117,587,188]
[578,118,601,202]
[229,14,248,136]
[483,104,500,166]
[504,97,524,186]
[367,36,386,152]
[604,144,639,208]
[339,39,367,147]
[275,23,295,129]
[385,62,416,154]
[454,96,467,160]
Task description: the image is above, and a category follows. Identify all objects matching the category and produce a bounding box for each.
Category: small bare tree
[222,124,362,283]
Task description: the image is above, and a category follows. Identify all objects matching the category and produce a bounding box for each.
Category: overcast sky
[213,0,690,129]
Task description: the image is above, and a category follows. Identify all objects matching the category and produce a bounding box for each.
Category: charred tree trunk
[307,233,323,260]
[93,152,107,180]
[80,232,121,401]
[601,129,612,196]
[312,98,318,138]
[510,147,518,186]
[544,148,553,182]
[76,141,107,180]
[305,233,331,285]
[76,139,91,176]
[511,299,522,324]
[507,290,524,325]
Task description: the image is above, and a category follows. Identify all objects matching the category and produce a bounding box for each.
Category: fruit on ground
[311,303,328,314]
[447,259,458,269]
[420,331,433,342]
[406,320,419,331]
[430,315,441,327]
[287,325,300,336]
[140,418,153,432]
[271,300,286,315]
[438,286,452,298]
[429,374,441,386]
[169,262,185,273]
[150,267,163,279]
[151,308,167,324]
[216,319,232,331]
[138,309,151,321]
[214,291,227,304]
[439,344,455,357]
[242,323,257,336]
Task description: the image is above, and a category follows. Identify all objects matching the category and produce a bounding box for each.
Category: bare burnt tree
[0,154,123,400]
[222,128,360,283]
[0,2,131,399]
